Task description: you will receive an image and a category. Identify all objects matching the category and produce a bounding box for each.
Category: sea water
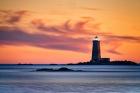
[0,65,140,93]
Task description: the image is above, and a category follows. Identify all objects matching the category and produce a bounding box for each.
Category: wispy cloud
[0,10,140,55]
[81,7,101,11]
[0,26,90,53]
[0,10,28,25]
[102,35,140,55]
[31,18,102,37]
[105,41,122,55]
[107,35,140,42]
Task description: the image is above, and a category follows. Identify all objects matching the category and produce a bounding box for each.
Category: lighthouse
[91,36,101,62]
[90,36,110,64]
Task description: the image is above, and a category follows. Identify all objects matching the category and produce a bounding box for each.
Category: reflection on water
[0,65,140,93]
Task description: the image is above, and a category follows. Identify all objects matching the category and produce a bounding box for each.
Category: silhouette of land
[67,60,138,65]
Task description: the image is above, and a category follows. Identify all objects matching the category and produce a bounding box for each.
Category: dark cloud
[0,10,28,24]
[0,26,90,52]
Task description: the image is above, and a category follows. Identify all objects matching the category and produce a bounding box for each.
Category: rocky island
[36,67,82,72]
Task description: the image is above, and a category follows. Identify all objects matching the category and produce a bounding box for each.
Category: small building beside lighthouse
[90,36,110,64]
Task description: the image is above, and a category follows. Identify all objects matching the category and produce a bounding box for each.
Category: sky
[0,0,140,64]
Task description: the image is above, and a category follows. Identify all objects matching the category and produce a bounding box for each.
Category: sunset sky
[0,0,140,64]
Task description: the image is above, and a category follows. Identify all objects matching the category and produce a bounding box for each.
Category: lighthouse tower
[91,36,101,63]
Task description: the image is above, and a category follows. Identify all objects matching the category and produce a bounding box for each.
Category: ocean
[0,65,140,93]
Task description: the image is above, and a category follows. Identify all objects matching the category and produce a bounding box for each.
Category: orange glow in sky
[0,0,140,64]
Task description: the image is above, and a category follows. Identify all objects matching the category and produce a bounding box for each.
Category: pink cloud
[0,10,140,55]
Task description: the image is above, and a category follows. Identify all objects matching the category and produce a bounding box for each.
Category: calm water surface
[0,65,140,93]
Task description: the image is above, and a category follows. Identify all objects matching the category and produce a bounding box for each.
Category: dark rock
[56,67,74,71]
[36,68,54,71]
